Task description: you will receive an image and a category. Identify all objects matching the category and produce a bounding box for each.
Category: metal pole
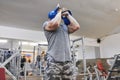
[24,63,27,80]
[72,37,82,43]
[38,44,48,46]
[37,44,41,75]
[17,42,22,80]
[81,36,87,80]
[16,53,21,80]
[33,46,36,64]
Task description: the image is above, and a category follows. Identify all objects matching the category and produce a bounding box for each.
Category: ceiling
[0,0,120,39]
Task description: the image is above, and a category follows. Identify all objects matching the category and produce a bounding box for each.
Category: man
[36,54,41,68]
[20,55,26,76]
[21,55,26,69]
[43,4,80,80]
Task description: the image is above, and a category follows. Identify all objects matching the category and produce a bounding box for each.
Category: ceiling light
[29,42,38,46]
[38,41,48,45]
[21,41,38,46]
[21,41,29,45]
[0,39,8,43]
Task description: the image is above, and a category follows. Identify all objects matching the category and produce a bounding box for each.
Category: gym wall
[100,33,120,58]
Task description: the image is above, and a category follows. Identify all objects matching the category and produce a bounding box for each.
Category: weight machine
[94,65,106,80]
[0,50,21,80]
[94,54,120,80]
[71,36,87,80]
[0,45,22,80]
[37,43,48,80]
[106,54,120,80]
[86,66,93,80]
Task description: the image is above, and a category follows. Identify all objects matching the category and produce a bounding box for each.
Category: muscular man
[42,4,80,80]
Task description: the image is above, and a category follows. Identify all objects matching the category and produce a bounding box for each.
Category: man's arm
[44,10,62,31]
[67,13,80,33]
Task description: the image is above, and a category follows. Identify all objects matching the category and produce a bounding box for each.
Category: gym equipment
[0,50,4,63]
[94,65,106,80]
[37,44,48,80]
[0,51,20,80]
[106,54,120,80]
[62,10,72,25]
[0,45,22,80]
[0,68,6,80]
[86,66,93,80]
[71,36,87,80]
[48,5,60,19]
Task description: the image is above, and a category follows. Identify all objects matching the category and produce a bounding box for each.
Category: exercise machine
[71,36,87,80]
[106,54,120,80]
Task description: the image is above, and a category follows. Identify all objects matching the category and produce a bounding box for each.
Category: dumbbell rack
[106,54,120,80]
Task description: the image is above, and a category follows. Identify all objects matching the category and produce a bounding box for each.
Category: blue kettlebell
[48,6,59,20]
[62,10,72,25]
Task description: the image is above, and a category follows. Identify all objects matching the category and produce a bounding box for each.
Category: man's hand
[58,8,62,13]
[61,8,71,17]
[62,11,69,17]
[56,3,62,13]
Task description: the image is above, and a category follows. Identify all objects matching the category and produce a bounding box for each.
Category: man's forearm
[50,10,62,26]
[67,14,80,27]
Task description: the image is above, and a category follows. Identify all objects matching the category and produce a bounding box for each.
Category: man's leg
[45,62,62,80]
[62,62,74,80]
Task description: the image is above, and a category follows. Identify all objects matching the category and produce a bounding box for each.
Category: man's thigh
[45,62,62,80]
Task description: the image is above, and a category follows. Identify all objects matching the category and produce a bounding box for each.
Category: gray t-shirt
[43,21,72,62]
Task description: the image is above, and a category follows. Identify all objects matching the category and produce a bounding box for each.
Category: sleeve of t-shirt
[42,21,48,30]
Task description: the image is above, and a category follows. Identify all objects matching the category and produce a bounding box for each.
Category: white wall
[76,46,96,60]
[100,33,120,58]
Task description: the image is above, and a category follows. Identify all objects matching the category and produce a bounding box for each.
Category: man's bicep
[43,21,52,31]
[44,25,53,31]
[44,22,58,31]
[43,21,48,30]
